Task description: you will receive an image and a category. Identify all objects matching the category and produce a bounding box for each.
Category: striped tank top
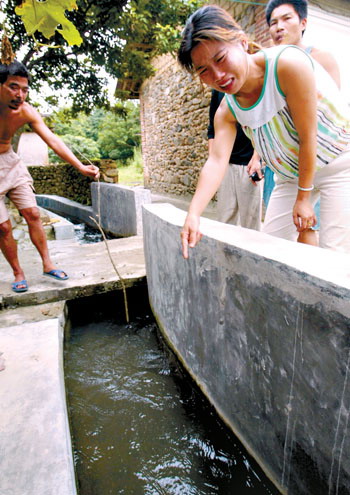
[225,45,350,180]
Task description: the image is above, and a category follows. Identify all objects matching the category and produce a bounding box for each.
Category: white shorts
[216,163,262,231]
[0,148,36,223]
[262,150,350,253]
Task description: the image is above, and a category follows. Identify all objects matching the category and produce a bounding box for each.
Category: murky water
[64,289,280,495]
[73,222,104,244]
[63,216,115,244]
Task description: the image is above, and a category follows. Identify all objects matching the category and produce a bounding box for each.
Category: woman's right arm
[181,101,237,258]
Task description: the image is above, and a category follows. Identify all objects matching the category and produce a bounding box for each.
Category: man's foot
[43,269,69,281]
[11,280,28,293]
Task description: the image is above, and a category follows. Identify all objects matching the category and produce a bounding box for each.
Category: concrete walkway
[0,234,146,495]
[1,317,77,495]
[0,235,146,312]
[0,193,213,495]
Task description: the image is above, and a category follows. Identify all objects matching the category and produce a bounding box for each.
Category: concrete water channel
[1,183,350,494]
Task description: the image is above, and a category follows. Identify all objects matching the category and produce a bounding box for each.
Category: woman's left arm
[278,49,318,232]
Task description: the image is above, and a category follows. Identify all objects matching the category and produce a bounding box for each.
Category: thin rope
[70,145,129,323]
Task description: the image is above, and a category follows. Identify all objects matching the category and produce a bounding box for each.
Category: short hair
[0,60,30,84]
[178,5,259,73]
[265,0,308,26]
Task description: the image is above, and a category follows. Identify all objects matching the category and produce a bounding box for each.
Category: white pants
[263,150,350,253]
[216,164,262,231]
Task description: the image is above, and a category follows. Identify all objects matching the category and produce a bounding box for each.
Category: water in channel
[64,288,281,495]
[65,215,115,244]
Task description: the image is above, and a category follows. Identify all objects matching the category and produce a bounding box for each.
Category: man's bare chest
[0,116,28,142]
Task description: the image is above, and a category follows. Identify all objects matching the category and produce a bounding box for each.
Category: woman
[178,5,350,258]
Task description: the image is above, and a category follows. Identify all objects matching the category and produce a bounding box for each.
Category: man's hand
[181,212,202,259]
[79,164,100,180]
[246,152,263,185]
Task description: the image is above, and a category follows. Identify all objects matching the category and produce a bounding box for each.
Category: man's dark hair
[265,0,308,26]
[0,60,30,84]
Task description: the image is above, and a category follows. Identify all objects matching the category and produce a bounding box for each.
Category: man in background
[208,89,262,230]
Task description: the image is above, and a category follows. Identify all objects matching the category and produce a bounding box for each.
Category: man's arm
[27,106,100,179]
[312,48,341,89]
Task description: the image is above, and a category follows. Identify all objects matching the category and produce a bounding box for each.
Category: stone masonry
[28,159,118,206]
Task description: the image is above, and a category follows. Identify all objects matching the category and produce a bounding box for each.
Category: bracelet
[298,184,314,191]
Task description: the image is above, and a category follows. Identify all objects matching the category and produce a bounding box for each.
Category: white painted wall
[304,5,350,104]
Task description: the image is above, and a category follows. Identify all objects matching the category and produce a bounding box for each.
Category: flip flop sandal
[11,280,28,293]
[43,269,69,281]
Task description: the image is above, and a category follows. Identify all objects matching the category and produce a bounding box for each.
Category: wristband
[298,185,314,192]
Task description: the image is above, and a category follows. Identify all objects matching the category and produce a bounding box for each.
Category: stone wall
[28,159,118,206]
[141,61,211,197]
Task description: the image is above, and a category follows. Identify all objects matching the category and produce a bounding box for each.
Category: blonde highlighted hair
[178,5,260,72]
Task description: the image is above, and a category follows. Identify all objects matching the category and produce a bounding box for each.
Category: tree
[48,102,141,163]
[48,134,101,163]
[1,0,201,112]
[97,103,141,162]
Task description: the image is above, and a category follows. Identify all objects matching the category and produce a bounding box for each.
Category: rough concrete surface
[0,233,146,495]
[143,203,350,495]
[0,236,146,311]
[0,318,76,495]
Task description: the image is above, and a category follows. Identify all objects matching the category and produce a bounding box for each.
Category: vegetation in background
[117,147,143,185]
[1,0,202,112]
[48,102,140,163]
[48,101,143,184]
[97,104,141,161]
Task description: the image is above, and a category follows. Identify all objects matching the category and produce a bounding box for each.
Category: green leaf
[15,0,83,46]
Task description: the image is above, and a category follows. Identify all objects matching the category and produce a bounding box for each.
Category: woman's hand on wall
[181,213,202,259]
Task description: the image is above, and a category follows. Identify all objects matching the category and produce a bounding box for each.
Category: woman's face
[191,39,248,94]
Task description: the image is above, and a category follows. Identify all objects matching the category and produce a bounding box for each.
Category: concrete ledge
[0,237,146,309]
[36,194,95,227]
[0,316,77,495]
[37,183,152,237]
[39,206,75,241]
[142,203,350,495]
[91,182,151,236]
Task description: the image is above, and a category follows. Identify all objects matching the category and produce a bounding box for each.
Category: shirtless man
[265,0,341,246]
[0,60,100,292]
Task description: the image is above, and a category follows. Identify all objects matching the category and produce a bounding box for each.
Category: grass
[117,147,144,186]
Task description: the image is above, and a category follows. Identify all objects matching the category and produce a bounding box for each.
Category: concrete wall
[91,183,151,237]
[142,203,350,495]
[36,182,152,237]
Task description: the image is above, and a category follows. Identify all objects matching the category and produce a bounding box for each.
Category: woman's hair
[0,60,30,84]
[178,5,260,72]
